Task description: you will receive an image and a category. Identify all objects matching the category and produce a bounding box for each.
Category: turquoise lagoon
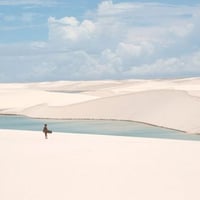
[0,115,199,141]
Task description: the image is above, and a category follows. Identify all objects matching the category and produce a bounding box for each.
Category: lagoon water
[0,115,200,141]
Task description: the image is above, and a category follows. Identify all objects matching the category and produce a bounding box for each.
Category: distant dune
[1,78,200,133]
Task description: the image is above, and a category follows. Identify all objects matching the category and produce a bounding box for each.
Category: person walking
[43,124,52,139]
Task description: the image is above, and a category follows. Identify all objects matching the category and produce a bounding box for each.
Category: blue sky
[0,0,200,82]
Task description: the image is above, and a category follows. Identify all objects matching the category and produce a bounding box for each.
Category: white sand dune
[21,89,200,133]
[1,78,200,133]
[1,130,200,200]
[1,78,200,200]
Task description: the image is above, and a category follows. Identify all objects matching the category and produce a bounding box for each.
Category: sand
[1,78,200,200]
[1,129,200,200]
[1,78,200,133]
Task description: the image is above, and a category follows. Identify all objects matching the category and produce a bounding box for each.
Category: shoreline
[2,114,200,143]
[0,113,187,134]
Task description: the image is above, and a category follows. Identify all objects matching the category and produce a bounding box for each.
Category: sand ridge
[1,78,200,133]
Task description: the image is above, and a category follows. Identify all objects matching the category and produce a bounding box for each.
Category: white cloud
[49,16,80,26]
[116,42,154,58]
[48,17,95,41]
[48,1,199,50]
[169,23,194,37]
[1,1,200,82]
[45,1,200,80]
[97,0,141,16]
[123,51,200,78]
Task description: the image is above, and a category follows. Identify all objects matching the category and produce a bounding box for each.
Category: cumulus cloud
[48,16,95,45]
[1,1,200,82]
[124,51,200,78]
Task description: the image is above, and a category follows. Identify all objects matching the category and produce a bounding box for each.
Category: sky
[0,0,200,82]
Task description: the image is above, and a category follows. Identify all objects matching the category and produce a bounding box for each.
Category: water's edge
[1,113,186,134]
[0,114,200,141]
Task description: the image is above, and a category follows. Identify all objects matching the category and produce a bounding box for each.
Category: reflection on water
[0,115,200,141]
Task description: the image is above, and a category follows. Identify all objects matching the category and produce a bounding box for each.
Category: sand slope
[1,78,200,133]
[21,89,200,133]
